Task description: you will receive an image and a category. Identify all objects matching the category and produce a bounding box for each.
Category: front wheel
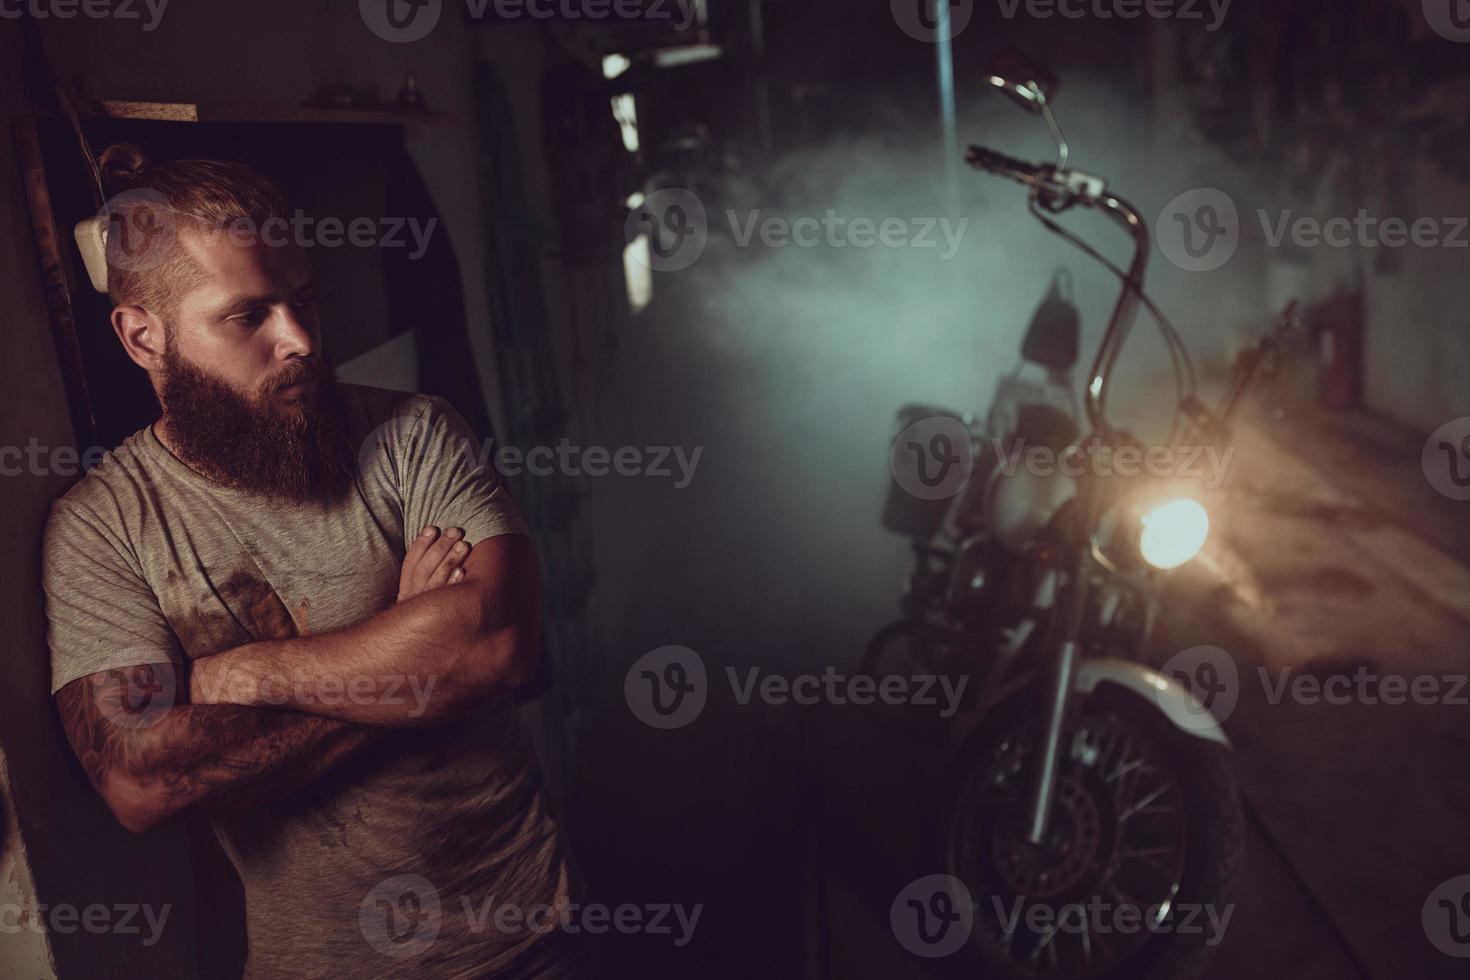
[940,686,1242,979]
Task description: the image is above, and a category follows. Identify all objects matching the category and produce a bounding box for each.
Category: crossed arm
[54,529,541,833]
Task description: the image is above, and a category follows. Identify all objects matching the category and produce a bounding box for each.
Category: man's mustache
[264,358,329,395]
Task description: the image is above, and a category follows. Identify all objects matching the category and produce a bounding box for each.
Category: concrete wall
[1360,155,1470,434]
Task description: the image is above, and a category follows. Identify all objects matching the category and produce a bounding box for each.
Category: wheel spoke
[1118,782,1172,821]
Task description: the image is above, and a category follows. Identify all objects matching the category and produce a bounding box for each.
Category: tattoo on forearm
[56,663,377,824]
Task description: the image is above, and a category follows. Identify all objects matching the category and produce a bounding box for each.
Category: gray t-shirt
[42,384,573,978]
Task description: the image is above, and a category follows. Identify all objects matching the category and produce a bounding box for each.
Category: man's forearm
[192,579,530,726]
[191,534,541,727]
[56,671,376,833]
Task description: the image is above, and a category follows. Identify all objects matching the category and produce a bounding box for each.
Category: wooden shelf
[87,100,446,126]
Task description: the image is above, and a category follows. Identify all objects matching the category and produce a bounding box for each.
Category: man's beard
[158,340,355,504]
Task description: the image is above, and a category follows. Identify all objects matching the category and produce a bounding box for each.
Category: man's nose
[270,306,318,359]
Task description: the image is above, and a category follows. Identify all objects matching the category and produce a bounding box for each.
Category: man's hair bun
[96,143,150,192]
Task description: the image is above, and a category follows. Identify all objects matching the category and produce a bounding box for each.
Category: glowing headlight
[1138,498,1210,570]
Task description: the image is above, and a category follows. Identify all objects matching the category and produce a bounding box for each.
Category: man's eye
[229,310,268,327]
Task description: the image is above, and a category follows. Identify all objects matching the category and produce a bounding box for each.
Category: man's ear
[111,305,167,372]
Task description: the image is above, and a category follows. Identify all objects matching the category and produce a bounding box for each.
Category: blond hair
[97,143,288,316]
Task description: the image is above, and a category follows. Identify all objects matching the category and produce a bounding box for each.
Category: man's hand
[398,526,470,602]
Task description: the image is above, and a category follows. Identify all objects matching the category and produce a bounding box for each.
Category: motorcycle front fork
[1024,542,1091,845]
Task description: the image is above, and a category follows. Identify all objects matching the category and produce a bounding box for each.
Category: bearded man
[42,146,586,979]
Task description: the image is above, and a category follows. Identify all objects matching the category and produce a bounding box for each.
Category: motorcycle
[866,50,1298,979]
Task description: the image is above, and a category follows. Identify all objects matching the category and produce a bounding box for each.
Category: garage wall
[1361,155,1470,434]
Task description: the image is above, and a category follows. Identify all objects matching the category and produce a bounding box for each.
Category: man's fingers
[419,525,463,574]
[424,534,471,589]
[404,525,440,573]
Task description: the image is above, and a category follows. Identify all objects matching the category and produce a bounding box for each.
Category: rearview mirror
[985,49,1060,114]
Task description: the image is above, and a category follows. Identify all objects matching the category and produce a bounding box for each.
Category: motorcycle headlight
[1138,497,1210,570]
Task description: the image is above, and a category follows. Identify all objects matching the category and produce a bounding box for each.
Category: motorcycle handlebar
[965,144,1046,184]
[967,142,1150,436]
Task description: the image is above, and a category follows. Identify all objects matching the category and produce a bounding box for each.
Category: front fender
[1074,657,1231,748]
